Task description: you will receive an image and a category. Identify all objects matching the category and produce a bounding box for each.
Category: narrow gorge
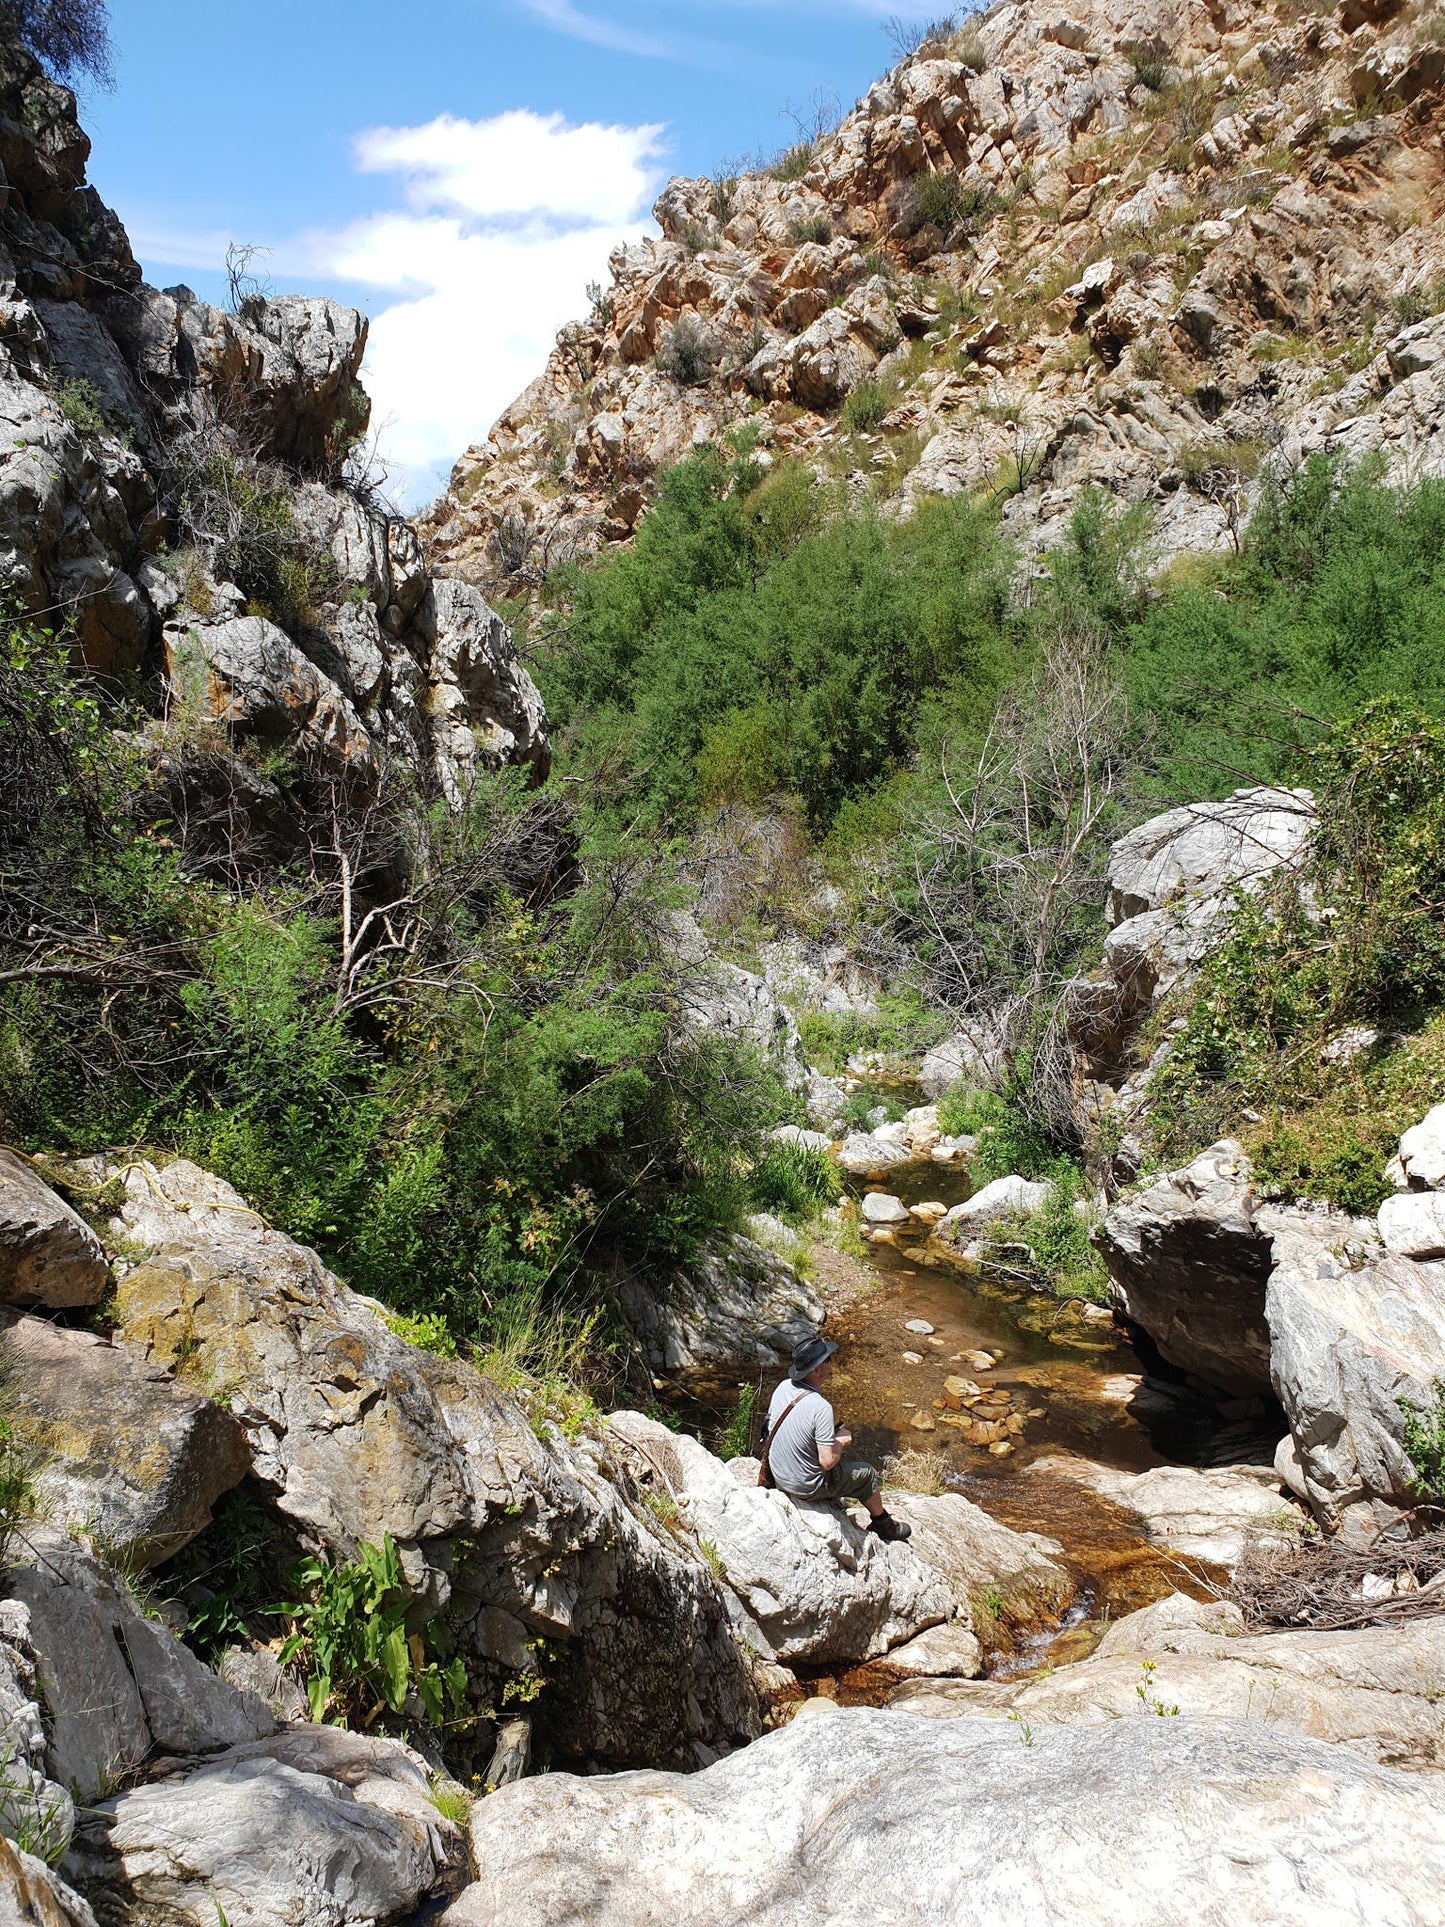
[2,0,1445,1921]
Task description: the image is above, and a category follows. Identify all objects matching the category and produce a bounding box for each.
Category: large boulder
[67,1728,461,1927]
[0,1152,108,1309]
[616,1234,824,1386]
[419,578,550,800]
[10,1538,274,1805]
[1106,788,1315,926]
[1095,1141,1367,1396]
[605,1414,1069,1667]
[445,1700,1445,1926]
[894,1592,1445,1771]
[1266,1226,1445,1526]
[95,1157,759,1769]
[1,1309,249,1564]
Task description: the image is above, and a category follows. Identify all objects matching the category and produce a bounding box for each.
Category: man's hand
[833,1428,852,1446]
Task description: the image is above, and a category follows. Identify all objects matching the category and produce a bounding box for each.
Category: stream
[763,1135,1266,1689]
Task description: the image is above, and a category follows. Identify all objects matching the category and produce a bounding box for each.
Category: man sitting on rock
[763,1337,912,1542]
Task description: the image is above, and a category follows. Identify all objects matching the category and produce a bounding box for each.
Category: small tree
[1,0,113,82]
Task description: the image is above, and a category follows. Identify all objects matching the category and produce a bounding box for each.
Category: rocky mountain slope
[427,0,1445,598]
[0,37,546,810]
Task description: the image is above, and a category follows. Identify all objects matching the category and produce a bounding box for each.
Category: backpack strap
[757,1389,814,1488]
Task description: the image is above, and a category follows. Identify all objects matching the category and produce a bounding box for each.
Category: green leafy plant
[748,1141,838,1222]
[840,379,890,434]
[718,1381,757,1462]
[383,1309,457,1357]
[1399,1378,1445,1503]
[278,1534,467,1729]
[56,376,106,436]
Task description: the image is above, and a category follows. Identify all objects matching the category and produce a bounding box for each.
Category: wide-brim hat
[789,1335,838,1383]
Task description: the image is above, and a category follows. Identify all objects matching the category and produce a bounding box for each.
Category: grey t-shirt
[765,1380,835,1497]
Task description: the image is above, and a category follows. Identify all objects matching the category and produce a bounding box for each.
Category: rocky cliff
[0,38,546,807]
[426,0,1445,598]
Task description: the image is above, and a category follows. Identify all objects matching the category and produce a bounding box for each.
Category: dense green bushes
[538,445,1015,831]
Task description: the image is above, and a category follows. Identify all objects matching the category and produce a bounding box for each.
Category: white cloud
[306,110,666,506]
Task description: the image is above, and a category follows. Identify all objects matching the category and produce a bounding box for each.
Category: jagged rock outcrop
[0,38,547,803]
[445,1699,1445,1926]
[3,1537,273,1814]
[428,0,1445,601]
[89,1156,760,1769]
[894,1592,1445,1770]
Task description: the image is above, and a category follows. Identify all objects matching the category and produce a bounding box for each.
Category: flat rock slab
[0,1151,108,1308]
[446,1699,1445,1927]
[1025,1454,1300,1569]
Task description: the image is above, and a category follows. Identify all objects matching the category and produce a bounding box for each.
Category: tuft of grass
[788,213,833,246]
[771,143,814,182]
[57,376,106,436]
[719,1382,757,1462]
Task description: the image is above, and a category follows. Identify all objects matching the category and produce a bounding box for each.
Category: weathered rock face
[0,38,547,799]
[616,1233,824,1386]
[429,0,1445,602]
[95,1157,759,1768]
[67,1728,462,1927]
[894,1592,1445,1772]
[445,1700,1445,1926]
[1095,1141,1278,1392]
[1,1309,249,1564]
[8,1537,274,1806]
[0,1150,108,1308]
[1267,1226,1445,1526]
[0,1834,95,1927]
[605,1414,1069,1667]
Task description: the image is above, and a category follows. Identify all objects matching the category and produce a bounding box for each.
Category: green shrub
[771,143,814,182]
[840,379,890,434]
[788,213,833,246]
[913,168,965,232]
[57,376,106,436]
[748,1141,839,1221]
[1005,1162,1110,1302]
[718,1381,757,1461]
[279,1534,469,1729]
[936,1085,1006,1137]
[655,317,719,386]
[1399,1379,1445,1502]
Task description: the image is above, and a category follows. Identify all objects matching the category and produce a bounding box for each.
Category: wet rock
[1026,1456,1300,1569]
[837,1130,912,1175]
[95,1156,759,1768]
[1,1310,249,1565]
[0,1151,108,1309]
[881,1621,983,1679]
[68,1728,461,1927]
[445,1701,1445,1926]
[896,1593,1445,1772]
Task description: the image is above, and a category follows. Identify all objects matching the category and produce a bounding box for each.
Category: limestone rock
[165,615,375,774]
[420,577,550,800]
[939,1175,1052,1236]
[0,1835,96,1927]
[1025,1455,1300,1569]
[1096,1141,1279,1393]
[0,1152,108,1309]
[67,1728,460,1927]
[860,1193,910,1226]
[1,1309,249,1564]
[1106,788,1315,927]
[606,1415,1067,1666]
[919,1027,1004,1099]
[12,1539,273,1804]
[96,1157,759,1768]
[895,1592,1445,1771]
[445,1702,1445,1926]
[1378,1188,1445,1260]
[836,1130,912,1176]
[1396,1102,1445,1189]
[1266,1227,1445,1524]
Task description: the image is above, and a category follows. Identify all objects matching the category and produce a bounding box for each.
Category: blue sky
[80,0,928,503]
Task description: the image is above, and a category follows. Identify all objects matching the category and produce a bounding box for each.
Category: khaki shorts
[818,1458,881,1503]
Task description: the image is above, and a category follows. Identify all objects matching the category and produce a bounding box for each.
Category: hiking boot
[869,1511,912,1543]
